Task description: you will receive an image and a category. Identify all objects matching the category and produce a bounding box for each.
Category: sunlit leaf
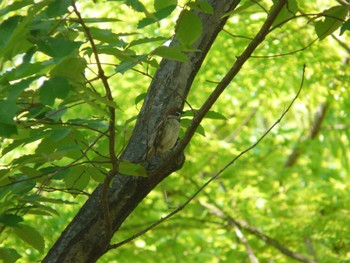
[315,5,348,40]
[152,46,188,62]
[119,161,147,177]
[175,10,202,47]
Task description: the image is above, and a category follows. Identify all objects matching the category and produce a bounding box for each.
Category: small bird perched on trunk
[147,107,182,158]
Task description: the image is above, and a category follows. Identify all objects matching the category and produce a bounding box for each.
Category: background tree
[0,0,349,262]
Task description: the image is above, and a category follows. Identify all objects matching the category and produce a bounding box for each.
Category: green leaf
[188,1,214,14]
[0,100,18,136]
[115,55,148,74]
[271,0,298,27]
[205,110,227,120]
[94,46,137,61]
[86,167,106,183]
[154,0,177,11]
[1,60,54,81]
[13,225,45,253]
[8,177,36,196]
[7,76,39,101]
[0,123,17,138]
[223,0,263,17]
[315,5,348,40]
[340,18,350,35]
[152,46,188,62]
[175,10,202,47]
[0,16,33,62]
[65,167,90,191]
[0,100,17,125]
[135,92,146,105]
[45,0,71,17]
[125,0,146,12]
[35,37,82,58]
[89,27,127,46]
[37,196,75,204]
[128,36,167,49]
[183,110,227,120]
[0,247,21,263]
[180,119,206,137]
[0,1,49,62]
[49,128,72,141]
[119,161,147,177]
[0,214,23,227]
[76,18,122,23]
[50,56,87,85]
[39,76,70,106]
[0,0,34,16]
[138,5,177,28]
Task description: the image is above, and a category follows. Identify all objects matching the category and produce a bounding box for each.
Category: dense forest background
[0,0,349,262]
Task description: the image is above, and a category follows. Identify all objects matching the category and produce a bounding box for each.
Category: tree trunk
[43,1,240,262]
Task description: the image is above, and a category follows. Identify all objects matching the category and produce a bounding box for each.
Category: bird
[146,107,182,158]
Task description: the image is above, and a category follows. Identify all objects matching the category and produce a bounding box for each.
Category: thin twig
[72,2,119,242]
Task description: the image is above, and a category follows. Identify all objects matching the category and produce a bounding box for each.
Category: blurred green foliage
[0,0,349,262]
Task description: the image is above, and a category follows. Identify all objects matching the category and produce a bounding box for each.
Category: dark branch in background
[232,224,259,263]
[284,102,329,167]
[226,216,316,263]
[109,65,305,250]
[153,0,289,175]
[72,2,118,244]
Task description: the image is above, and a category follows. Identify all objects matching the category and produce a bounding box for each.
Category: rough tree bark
[43,1,240,262]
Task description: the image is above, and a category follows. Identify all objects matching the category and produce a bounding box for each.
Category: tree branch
[154,0,289,175]
[43,1,240,262]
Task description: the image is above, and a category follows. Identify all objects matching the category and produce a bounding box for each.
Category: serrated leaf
[0,247,21,263]
[7,76,39,101]
[0,0,34,16]
[86,167,106,183]
[128,36,167,48]
[9,178,36,196]
[39,76,70,106]
[0,214,23,227]
[138,5,177,28]
[13,225,45,253]
[125,0,146,12]
[315,5,348,40]
[89,27,127,46]
[175,10,202,47]
[35,37,82,58]
[119,161,147,177]
[45,0,70,17]
[65,167,90,191]
[1,60,54,81]
[115,55,148,74]
[50,56,87,85]
[152,46,188,62]
[154,0,177,11]
[77,18,122,23]
[188,1,214,14]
